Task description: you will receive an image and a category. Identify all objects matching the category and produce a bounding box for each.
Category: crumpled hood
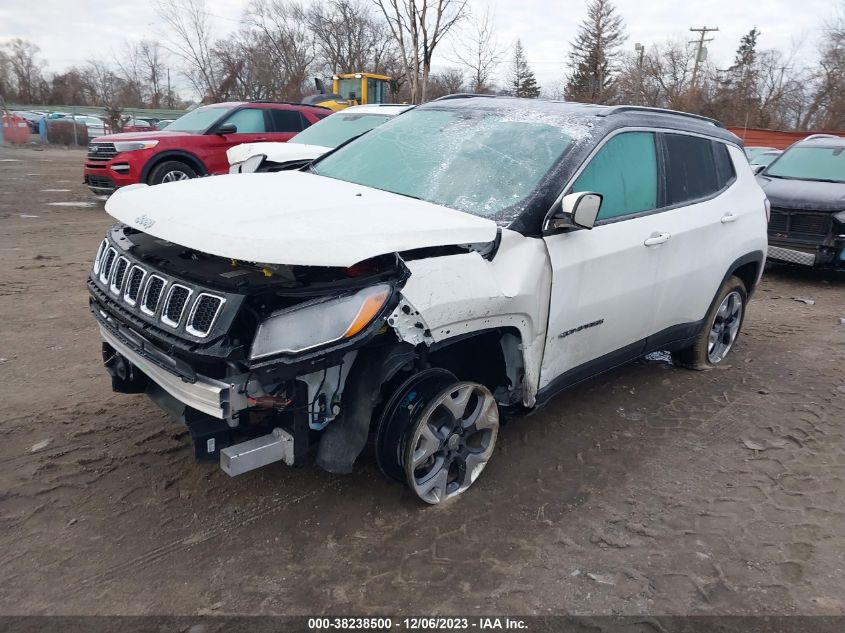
[757,175,845,212]
[227,141,329,165]
[105,171,498,267]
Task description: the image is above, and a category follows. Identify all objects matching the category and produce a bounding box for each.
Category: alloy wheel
[404,382,499,505]
[707,290,743,363]
[161,170,191,183]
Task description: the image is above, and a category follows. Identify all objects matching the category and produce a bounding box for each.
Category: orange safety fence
[727,126,844,150]
[1,113,31,144]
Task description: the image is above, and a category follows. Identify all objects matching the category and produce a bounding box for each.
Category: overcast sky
[0,0,838,98]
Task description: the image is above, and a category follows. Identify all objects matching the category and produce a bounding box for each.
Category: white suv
[88,96,768,504]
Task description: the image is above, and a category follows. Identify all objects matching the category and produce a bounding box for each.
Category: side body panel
[650,145,768,332]
[539,213,663,390]
[399,229,552,406]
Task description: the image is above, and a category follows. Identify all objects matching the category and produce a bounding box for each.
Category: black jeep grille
[125,267,145,303]
[163,286,191,326]
[111,257,129,293]
[143,277,166,313]
[188,295,223,336]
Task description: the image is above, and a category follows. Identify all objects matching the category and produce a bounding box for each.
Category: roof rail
[247,100,332,110]
[600,105,725,128]
[432,93,506,101]
[802,133,840,141]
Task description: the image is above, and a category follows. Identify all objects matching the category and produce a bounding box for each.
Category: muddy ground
[1,144,844,617]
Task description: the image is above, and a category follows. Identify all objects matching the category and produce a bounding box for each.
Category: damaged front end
[89,224,412,473]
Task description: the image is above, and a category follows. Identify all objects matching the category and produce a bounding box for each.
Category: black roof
[423,95,741,146]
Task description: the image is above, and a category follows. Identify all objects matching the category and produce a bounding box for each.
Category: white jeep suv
[88,96,768,504]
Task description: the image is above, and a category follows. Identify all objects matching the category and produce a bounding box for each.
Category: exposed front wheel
[148,160,198,185]
[376,372,499,505]
[672,276,747,370]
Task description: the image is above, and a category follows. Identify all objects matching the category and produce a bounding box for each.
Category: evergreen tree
[565,0,627,103]
[507,39,541,98]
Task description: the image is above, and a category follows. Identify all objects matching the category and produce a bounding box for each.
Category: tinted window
[571,131,658,220]
[713,141,737,186]
[270,109,307,133]
[223,108,267,133]
[664,134,719,205]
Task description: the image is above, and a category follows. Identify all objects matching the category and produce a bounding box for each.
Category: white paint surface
[105,171,498,267]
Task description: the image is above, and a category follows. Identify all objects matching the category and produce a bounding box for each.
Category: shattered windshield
[312,107,582,221]
[765,146,845,183]
[291,112,392,148]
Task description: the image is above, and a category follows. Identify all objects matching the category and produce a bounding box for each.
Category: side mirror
[751,164,766,175]
[216,123,237,135]
[549,192,603,230]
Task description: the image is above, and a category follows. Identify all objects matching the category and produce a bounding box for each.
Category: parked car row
[86,96,772,504]
[83,101,331,194]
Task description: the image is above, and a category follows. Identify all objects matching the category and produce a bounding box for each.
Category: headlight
[113,140,159,152]
[250,284,391,359]
[241,154,265,174]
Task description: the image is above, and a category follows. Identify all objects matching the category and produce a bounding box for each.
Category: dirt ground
[1,144,844,617]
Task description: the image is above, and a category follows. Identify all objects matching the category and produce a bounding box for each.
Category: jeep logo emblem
[135,214,155,229]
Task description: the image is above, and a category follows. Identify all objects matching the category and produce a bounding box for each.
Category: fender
[141,150,208,183]
[316,341,418,474]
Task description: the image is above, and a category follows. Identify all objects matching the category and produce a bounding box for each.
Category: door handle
[721,213,738,223]
[643,232,671,247]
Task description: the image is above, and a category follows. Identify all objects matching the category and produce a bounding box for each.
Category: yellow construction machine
[303,73,392,111]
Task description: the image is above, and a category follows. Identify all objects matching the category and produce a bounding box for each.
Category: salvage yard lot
[1,144,844,615]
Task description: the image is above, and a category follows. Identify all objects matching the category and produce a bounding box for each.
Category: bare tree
[157,0,220,100]
[449,6,504,93]
[246,0,317,101]
[426,67,465,98]
[4,39,44,103]
[615,39,696,109]
[375,0,468,103]
[307,0,397,75]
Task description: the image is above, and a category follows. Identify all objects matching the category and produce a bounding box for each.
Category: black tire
[148,160,198,185]
[672,275,748,370]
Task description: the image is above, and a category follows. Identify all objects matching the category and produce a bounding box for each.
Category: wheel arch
[141,150,207,183]
[729,251,765,298]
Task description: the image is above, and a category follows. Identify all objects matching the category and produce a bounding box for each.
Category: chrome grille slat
[93,239,227,336]
[141,275,167,316]
[93,239,108,274]
[161,284,192,328]
[123,266,147,306]
[99,248,117,284]
[109,257,130,294]
[186,294,226,338]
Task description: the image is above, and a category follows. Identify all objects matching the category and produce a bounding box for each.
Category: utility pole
[635,43,645,105]
[167,68,173,109]
[689,26,719,89]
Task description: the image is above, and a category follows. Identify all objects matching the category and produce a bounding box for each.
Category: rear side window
[270,109,308,133]
[571,131,658,221]
[663,134,720,205]
[712,141,737,189]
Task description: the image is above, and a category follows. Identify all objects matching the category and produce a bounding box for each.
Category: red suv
[83,101,329,195]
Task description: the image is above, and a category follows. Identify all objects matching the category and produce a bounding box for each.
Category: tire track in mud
[70,479,345,593]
